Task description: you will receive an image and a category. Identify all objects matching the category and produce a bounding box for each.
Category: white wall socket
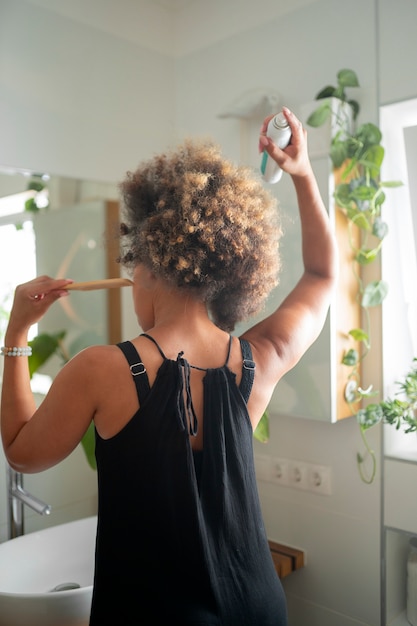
[255,455,332,496]
[307,463,332,495]
[288,461,309,490]
[271,458,289,486]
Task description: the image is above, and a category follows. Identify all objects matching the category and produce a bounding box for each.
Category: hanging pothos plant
[307,68,415,483]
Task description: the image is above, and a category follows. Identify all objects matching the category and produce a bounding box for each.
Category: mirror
[380,97,417,461]
[0,168,122,360]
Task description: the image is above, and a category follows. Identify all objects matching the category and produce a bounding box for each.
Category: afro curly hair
[118,138,282,332]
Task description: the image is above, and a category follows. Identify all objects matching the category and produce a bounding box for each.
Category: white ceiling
[23,0,319,57]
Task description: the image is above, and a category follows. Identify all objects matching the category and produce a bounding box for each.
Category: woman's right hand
[5,276,73,341]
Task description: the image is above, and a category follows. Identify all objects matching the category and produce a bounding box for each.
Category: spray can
[260,111,292,184]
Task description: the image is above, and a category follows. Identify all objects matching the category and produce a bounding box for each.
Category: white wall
[378,0,417,106]
[0,0,175,182]
[1,0,417,624]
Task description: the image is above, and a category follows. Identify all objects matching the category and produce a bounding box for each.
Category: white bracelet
[1,346,32,357]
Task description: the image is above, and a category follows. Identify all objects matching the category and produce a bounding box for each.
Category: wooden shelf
[268,540,305,579]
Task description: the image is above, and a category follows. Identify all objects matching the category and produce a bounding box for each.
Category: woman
[1,107,337,625]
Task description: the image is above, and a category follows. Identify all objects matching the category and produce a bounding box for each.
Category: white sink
[0,516,97,626]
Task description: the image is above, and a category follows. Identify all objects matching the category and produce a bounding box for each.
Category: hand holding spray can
[260,111,292,184]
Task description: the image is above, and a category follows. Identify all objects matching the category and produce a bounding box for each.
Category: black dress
[90,335,288,625]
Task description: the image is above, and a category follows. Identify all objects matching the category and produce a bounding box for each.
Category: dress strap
[223,334,233,366]
[238,338,256,403]
[140,333,167,359]
[117,341,151,403]
[141,333,233,371]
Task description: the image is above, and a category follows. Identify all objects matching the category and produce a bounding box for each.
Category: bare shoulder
[55,344,128,385]
[70,343,123,363]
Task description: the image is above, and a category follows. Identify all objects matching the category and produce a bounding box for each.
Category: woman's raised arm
[243,107,338,389]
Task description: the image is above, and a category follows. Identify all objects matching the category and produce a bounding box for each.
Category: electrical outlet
[307,464,332,495]
[270,457,289,486]
[259,455,333,496]
[288,461,308,490]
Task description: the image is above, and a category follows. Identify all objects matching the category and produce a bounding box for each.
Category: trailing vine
[307,69,407,483]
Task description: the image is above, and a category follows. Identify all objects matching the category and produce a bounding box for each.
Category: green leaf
[356,247,380,265]
[330,141,349,168]
[382,398,409,425]
[333,85,346,101]
[356,123,382,148]
[80,422,97,470]
[342,348,359,366]
[315,86,336,100]
[350,184,378,201]
[373,217,388,239]
[306,103,331,127]
[360,145,385,178]
[349,328,369,343]
[357,404,384,429]
[361,280,389,307]
[381,180,403,188]
[27,180,45,192]
[25,197,40,213]
[402,372,417,401]
[348,210,371,231]
[334,183,352,208]
[375,190,386,208]
[254,410,269,443]
[28,331,66,377]
[337,68,360,88]
[348,99,360,120]
[341,152,359,176]
[364,144,384,166]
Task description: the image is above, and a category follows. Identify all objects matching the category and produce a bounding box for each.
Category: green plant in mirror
[254,410,269,443]
[24,178,50,214]
[357,358,417,481]
[28,331,67,376]
[307,68,360,128]
[379,359,417,433]
[307,68,405,484]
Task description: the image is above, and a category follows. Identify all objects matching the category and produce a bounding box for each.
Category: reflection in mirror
[0,168,120,384]
[381,98,417,461]
[0,168,118,222]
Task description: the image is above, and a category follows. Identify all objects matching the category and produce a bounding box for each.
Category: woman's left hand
[259,106,311,179]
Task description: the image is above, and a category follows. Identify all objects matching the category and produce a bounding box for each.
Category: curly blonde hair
[118,138,282,332]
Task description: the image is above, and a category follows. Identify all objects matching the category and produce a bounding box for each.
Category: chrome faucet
[6,464,51,539]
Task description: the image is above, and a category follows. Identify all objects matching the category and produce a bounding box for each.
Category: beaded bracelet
[1,346,32,357]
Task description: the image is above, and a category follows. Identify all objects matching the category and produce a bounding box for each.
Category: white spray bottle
[260,111,292,184]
